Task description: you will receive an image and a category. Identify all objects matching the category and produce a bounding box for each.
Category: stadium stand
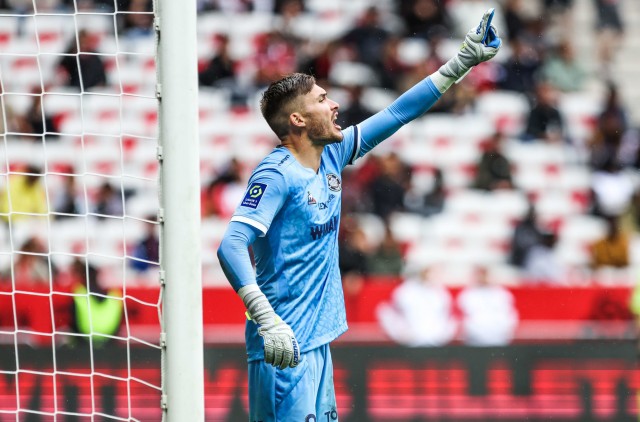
[1,1,640,340]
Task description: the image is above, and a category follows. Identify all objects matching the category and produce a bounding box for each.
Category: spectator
[14,92,58,140]
[497,37,541,99]
[0,165,47,222]
[377,265,457,347]
[541,40,586,92]
[373,36,412,92]
[456,266,518,346]
[404,167,446,217]
[201,158,244,218]
[10,237,54,286]
[272,0,305,44]
[523,82,565,142]
[368,153,411,221]
[339,216,371,299]
[509,203,544,268]
[69,258,123,347]
[522,230,566,283]
[542,0,574,40]
[396,0,451,40]
[367,226,404,277]
[199,34,236,88]
[341,6,391,67]
[336,85,373,128]
[501,0,527,42]
[130,217,159,272]
[589,83,629,169]
[590,216,629,269]
[53,174,86,218]
[273,0,304,15]
[92,182,124,219]
[472,132,513,191]
[338,216,371,278]
[593,0,624,77]
[58,29,107,91]
[599,83,628,135]
[590,157,634,218]
[545,0,574,13]
[119,0,154,39]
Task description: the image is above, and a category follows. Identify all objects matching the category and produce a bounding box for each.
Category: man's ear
[290,112,305,128]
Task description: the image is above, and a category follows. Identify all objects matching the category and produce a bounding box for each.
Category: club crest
[326,173,341,192]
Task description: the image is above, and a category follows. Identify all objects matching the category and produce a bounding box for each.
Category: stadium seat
[23,14,74,53]
[475,91,530,136]
[0,15,19,46]
[75,14,116,39]
[355,213,387,249]
[388,212,427,245]
[504,141,566,167]
[558,91,602,144]
[535,190,584,222]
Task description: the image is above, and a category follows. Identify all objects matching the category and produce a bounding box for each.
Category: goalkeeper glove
[238,284,300,369]
[438,8,502,84]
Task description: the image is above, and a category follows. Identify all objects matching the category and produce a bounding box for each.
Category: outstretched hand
[463,8,502,63]
[438,8,502,83]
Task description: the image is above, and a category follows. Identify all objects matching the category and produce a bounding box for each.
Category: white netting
[0,1,162,420]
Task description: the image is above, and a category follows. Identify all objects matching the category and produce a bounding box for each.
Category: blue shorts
[248,343,338,422]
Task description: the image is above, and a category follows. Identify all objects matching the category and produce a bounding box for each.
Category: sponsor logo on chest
[310,215,339,241]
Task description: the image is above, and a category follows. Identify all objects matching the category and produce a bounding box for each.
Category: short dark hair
[260,73,315,139]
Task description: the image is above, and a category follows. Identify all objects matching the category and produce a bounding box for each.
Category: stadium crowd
[1,0,639,297]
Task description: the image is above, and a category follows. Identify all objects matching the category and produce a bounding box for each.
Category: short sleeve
[230,169,287,236]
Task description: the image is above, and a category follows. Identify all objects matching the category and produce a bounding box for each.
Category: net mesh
[0,1,162,420]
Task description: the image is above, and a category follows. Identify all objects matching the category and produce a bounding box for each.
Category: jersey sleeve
[217,221,261,292]
[230,168,287,236]
[355,76,442,160]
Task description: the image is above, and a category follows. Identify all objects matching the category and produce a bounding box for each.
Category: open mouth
[332,114,341,130]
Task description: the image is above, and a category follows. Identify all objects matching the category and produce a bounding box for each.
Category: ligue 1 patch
[241,183,267,209]
[327,173,341,192]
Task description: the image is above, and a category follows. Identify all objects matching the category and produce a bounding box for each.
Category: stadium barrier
[0,342,637,421]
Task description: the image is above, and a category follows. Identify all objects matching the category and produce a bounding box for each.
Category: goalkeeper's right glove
[438,8,502,84]
[238,284,300,369]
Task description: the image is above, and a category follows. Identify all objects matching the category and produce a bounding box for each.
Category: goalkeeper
[217,9,501,421]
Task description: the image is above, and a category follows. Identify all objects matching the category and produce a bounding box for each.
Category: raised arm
[357,8,501,156]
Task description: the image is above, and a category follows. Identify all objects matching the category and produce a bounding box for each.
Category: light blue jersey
[231,125,361,361]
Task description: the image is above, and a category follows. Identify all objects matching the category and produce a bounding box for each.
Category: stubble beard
[308,120,343,146]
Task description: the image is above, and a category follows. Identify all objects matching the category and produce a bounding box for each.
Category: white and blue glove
[238,284,300,369]
[438,8,502,84]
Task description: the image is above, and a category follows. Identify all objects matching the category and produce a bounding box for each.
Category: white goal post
[156,0,205,420]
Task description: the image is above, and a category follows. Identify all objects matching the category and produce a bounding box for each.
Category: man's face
[300,84,343,145]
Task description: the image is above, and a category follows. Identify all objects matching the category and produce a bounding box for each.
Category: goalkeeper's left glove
[238,284,300,370]
[438,8,502,84]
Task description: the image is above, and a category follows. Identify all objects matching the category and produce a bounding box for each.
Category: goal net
[0,2,166,420]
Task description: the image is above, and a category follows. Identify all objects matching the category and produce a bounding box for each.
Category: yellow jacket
[0,174,47,221]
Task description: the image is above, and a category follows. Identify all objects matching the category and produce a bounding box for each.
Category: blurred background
[1,0,640,420]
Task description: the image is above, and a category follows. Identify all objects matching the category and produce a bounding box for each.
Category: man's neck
[281,136,324,173]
